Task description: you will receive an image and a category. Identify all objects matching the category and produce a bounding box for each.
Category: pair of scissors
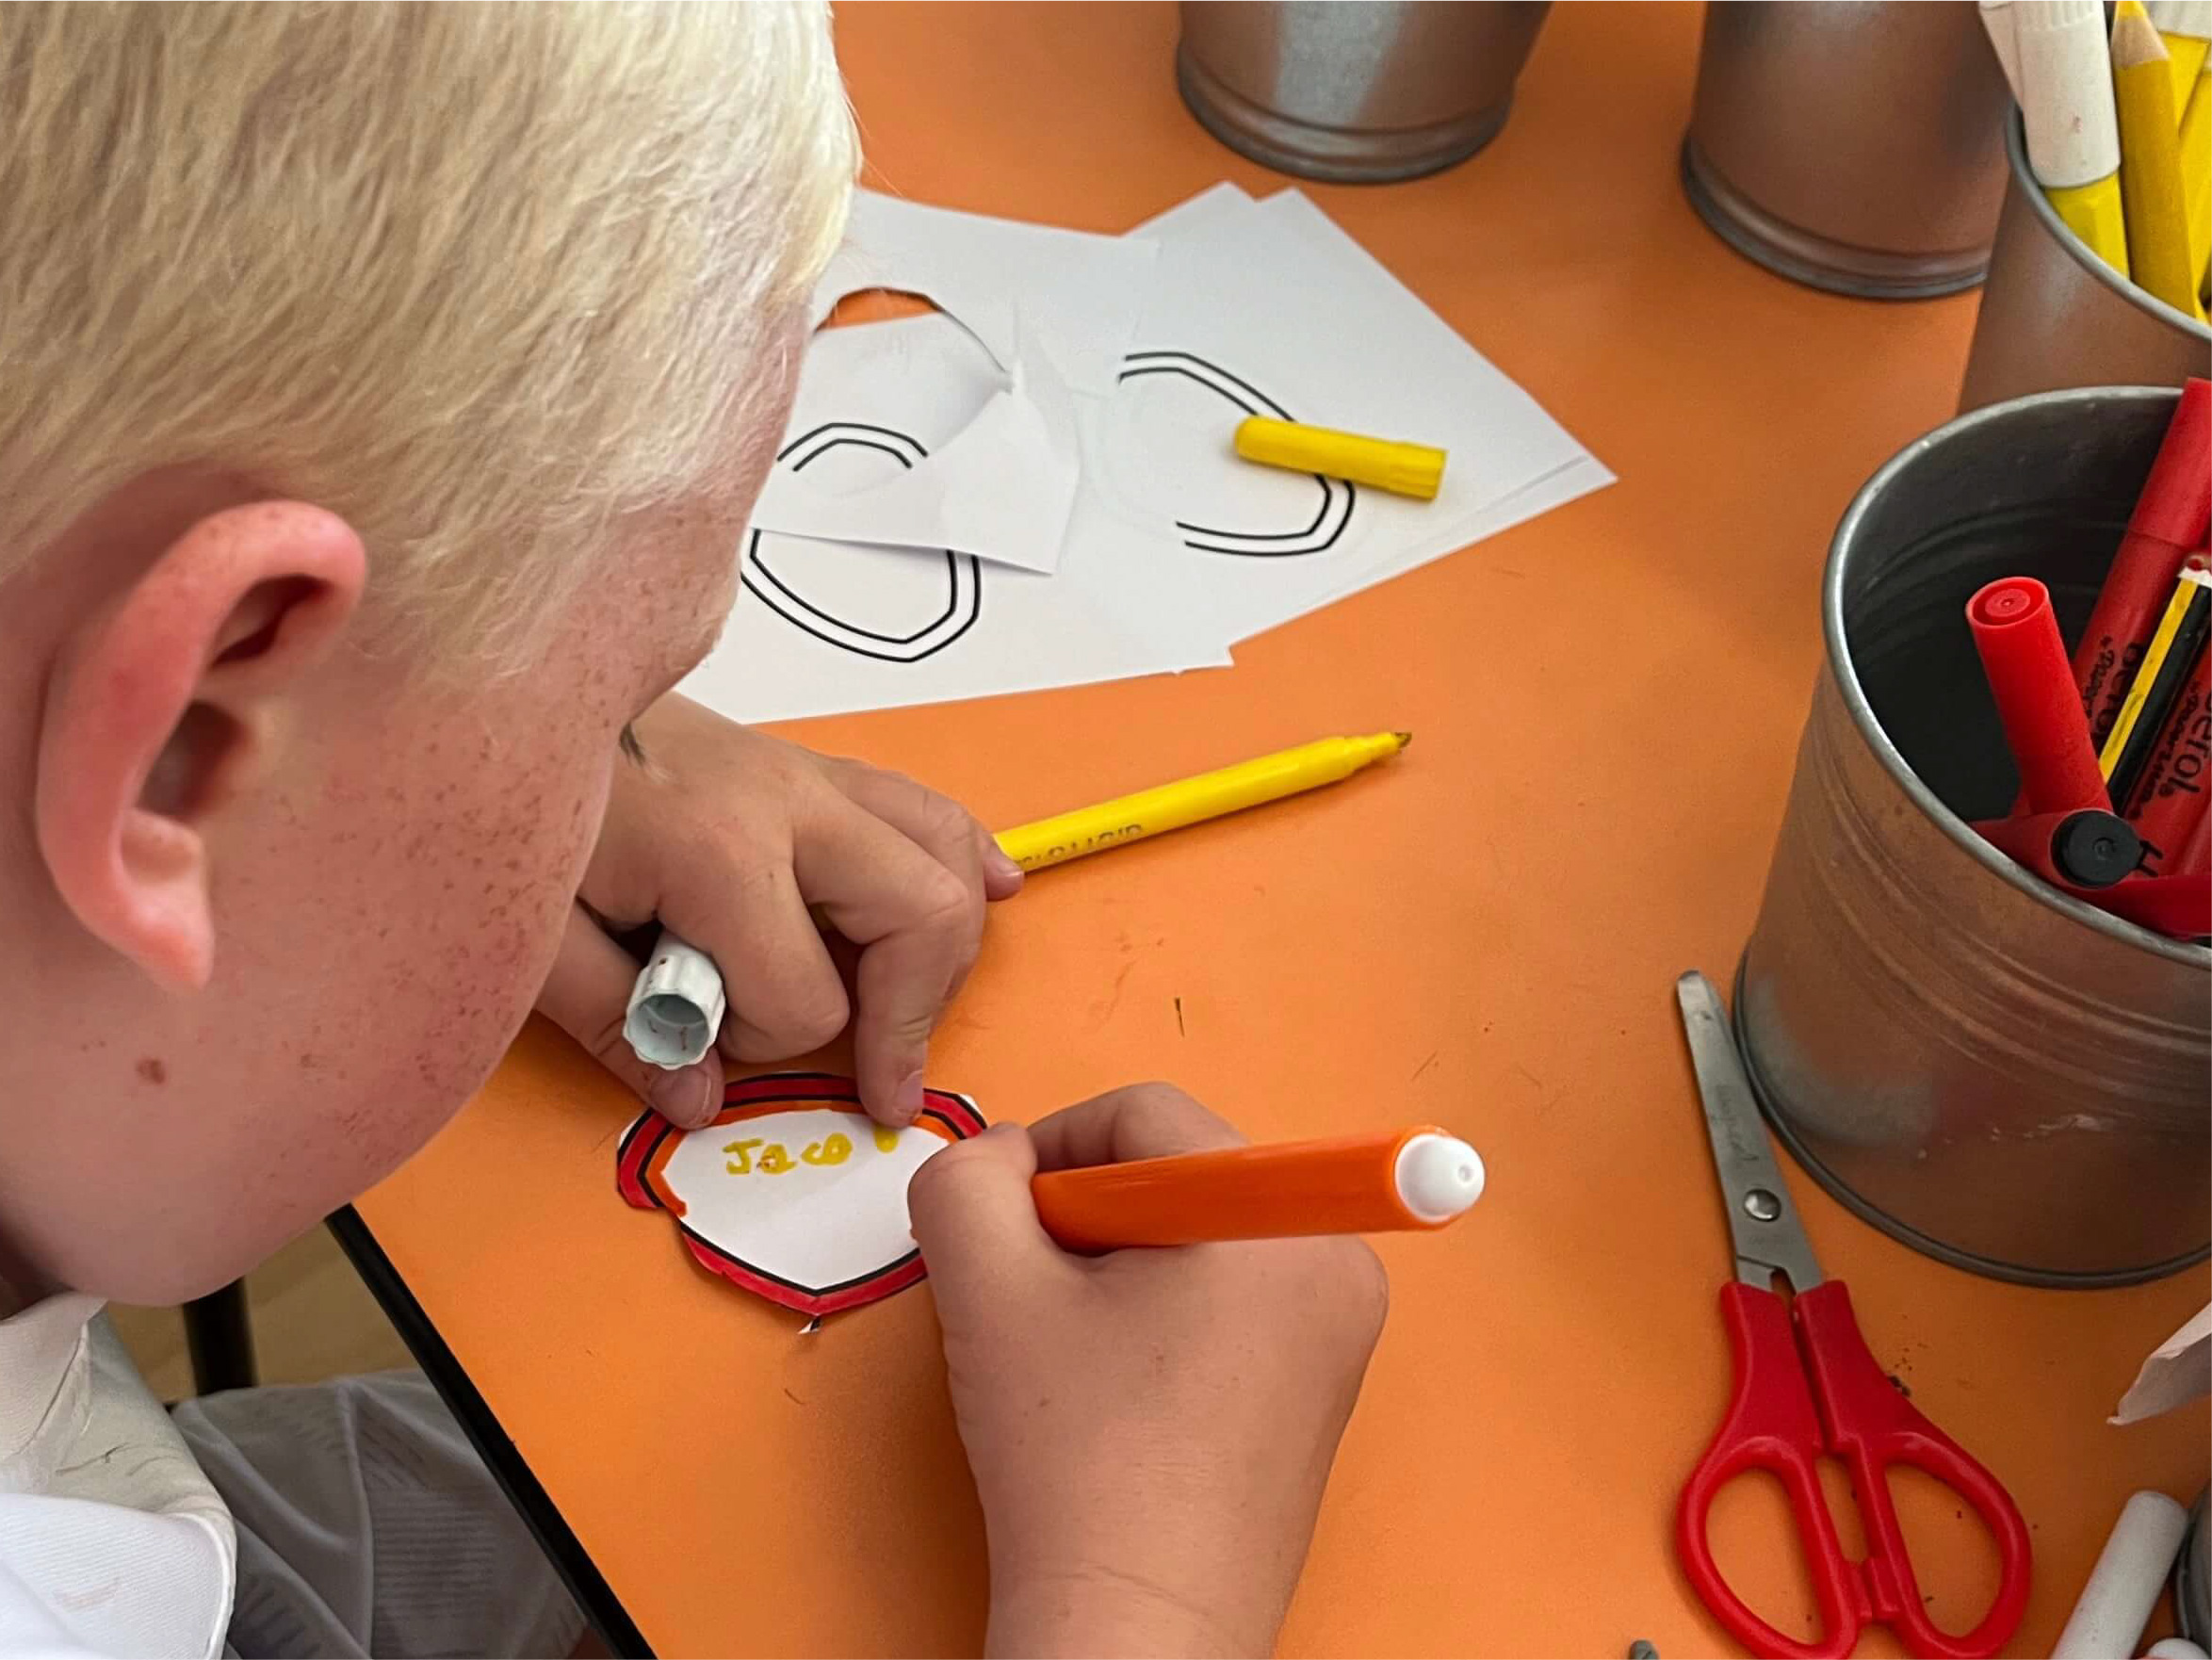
[1673,972,2032,1660]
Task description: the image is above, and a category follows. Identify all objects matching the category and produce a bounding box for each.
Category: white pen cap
[624,929,726,1070]
[2016,0,2123,188]
[1393,1132,1486,1223]
[1980,0,2023,101]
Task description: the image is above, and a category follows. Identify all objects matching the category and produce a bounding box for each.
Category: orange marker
[1031,1126,1485,1252]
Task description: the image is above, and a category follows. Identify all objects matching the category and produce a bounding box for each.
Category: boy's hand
[907,1085,1390,1658]
[535,695,1021,1129]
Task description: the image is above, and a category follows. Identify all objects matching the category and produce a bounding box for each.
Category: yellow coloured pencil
[2114,1,2204,317]
[996,732,1408,871]
[2183,63,2212,285]
[2150,0,2212,109]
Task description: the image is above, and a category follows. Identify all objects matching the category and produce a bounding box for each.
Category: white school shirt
[0,1295,234,1659]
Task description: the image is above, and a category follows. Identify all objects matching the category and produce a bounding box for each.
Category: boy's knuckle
[913,865,983,936]
[784,990,850,1050]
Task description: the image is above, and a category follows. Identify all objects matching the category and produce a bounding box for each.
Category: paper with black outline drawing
[616,1071,986,1318]
[678,313,1230,725]
[743,192,1159,575]
[753,292,1079,576]
[1091,186,1612,645]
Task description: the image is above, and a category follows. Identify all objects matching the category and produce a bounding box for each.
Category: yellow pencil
[996,732,1409,872]
[2116,1,2204,317]
[2150,0,2212,109]
[2183,63,2212,285]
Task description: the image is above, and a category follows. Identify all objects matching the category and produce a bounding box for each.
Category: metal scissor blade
[1675,971,1824,1294]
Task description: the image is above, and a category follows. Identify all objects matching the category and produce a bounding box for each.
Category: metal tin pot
[2181,1489,2210,1647]
[1958,113,2212,413]
[1682,1,2012,298]
[1175,1,1551,184]
[1739,386,2211,1288]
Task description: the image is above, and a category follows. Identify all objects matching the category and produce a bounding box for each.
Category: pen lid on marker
[2015,0,2123,188]
[2127,380,2211,549]
[624,930,726,1071]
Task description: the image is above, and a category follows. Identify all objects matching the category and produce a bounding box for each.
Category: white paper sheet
[750,301,1079,575]
[1090,187,1612,646]
[687,182,1609,723]
[683,314,1229,725]
[817,190,1159,395]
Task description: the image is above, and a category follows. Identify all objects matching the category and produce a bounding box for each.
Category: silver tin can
[1740,386,2211,1289]
[1683,1,2012,299]
[1958,113,2212,414]
[2181,1489,2209,1647]
[1176,1,1551,184]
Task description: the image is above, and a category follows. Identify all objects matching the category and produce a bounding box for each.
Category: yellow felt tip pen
[995,731,1409,872]
[1233,416,1446,501]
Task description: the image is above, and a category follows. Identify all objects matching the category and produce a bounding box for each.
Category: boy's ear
[35,501,366,992]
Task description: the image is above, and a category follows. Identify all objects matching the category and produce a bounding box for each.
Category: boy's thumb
[908,1121,1051,1284]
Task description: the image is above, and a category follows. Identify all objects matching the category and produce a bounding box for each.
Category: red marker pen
[1969,577,2111,815]
[2180,804,2211,875]
[2073,379,2211,749]
[2093,871,2212,938]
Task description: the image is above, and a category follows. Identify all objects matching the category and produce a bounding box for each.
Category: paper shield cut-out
[616,1071,985,1317]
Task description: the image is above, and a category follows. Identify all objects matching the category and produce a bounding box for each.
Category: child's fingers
[534,903,724,1128]
[908,1123,1065,1313]
[659,863,850,1065]
[825,757,1024,905]
[789,801,984,1128]
[1026,1082,1247,1173]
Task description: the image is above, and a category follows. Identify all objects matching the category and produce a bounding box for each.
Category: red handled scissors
[1673,972,2031,1660]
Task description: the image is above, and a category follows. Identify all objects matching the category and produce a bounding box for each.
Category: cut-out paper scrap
[750,295,1080,576]
[744,421,984,663]
[616,1071,984,1318]
[814,189,1158,396]
[680,313,1230,726]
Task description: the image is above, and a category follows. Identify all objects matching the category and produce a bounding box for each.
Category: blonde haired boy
[0,6,1386,1656]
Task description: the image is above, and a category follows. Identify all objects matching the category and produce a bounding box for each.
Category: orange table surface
[354,4,2211,1655]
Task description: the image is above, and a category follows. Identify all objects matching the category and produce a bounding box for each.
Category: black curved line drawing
[743,424,984,664]
[1115,350,1357,558]
[775,419,930,462]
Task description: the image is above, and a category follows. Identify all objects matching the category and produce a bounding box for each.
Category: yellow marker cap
[1233,415,1446,501]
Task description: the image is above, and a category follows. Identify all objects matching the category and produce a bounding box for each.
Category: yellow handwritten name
[724,1121,909,1177]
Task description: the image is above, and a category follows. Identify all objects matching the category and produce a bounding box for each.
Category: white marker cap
[2015,0,2123,188]
[623,929,727,1070]
[1393,1132,1486,1223]
[2149,1,2212,41]
[1979,0,2023,103]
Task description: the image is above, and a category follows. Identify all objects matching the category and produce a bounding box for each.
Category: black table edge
[327,1206,653,1659]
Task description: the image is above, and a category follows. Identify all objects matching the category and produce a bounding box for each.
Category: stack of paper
[681,184,1612,725]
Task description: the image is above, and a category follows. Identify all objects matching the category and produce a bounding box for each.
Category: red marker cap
[1968,576,2111,816]
[2130,379,2212,551]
